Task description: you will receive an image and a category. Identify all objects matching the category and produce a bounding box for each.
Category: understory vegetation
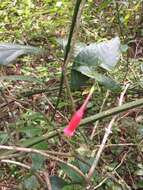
[0,0,143,189]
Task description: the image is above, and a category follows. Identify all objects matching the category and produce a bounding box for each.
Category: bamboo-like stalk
[54,0,86,115]
[2,97,143,158]
[81,97,143,125]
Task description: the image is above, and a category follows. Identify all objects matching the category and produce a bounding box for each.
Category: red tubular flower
[64,86,95,137]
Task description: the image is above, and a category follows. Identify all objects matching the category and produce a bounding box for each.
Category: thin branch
[43,94,69,122]
[63,0,86,111]
[0,129,61,158]
[113,149,129,172]
[81,94,143,126]
[93,177,108,189]
[90,90,109,140]
[0,145,87,182]
[93,143,137,148]
[113,171,131,190]
[93,149,131,190]
[87,84,130,181]
[0,159,52,189]
[43,171,52,190]
[0,159,31,170]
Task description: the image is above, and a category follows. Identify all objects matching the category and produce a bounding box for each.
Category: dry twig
[87,84,130,181]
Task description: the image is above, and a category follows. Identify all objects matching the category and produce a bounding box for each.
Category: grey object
[0,43,43,65]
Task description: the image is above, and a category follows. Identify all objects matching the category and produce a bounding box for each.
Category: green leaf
[71,69,89,90]
[73,37,120,72]
[50,176,68,190]
[135,168,143,176]
[0,43,43,65]
[32,141,48,150]
[71,37,121,91]
[137,180,143,188]
[137,124,143,136]
[74,42,87,57]
[106,179,122,189]
[0,132,9,144]
[74,158,99,183]
[57,38,87,57]
[74,160,90,174]
[19,126,43,138]
[96,0,113,12]
[31,153,45,171]
[120,44,129,53]
[72,66,121,92]
[0,75,42,83]
[94,73,121,92]
[23,175,40,190]
[60,163,84,184]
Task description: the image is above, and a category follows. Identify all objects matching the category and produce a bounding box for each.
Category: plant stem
[54,0,86,115]
[63,0,86,111]
[0,145,87,182]
[81,96,143,125]
[87,84,129,181]
[90,90,109,140]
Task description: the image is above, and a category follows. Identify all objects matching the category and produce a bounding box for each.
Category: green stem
[3,98,143,155]
[2,98,143,161]
[64,0,83,62]
[53,0,85,118]
[18,87,59,98]
[81,98,143,125]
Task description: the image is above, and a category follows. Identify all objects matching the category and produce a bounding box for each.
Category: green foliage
[10,110,49,149]
[31,153,45,171]
[73,37,121,71]
[0,43,43,65]
[0,132,9,144]
[105,179,123,190]
[58,37,121,91]
[50,176,68,190]
[0,0,143,189]
[71,37,121,91]
[0,0,72,41]
[57,38,87,57]
[19,126,43,138]
[60,163,85,184]
[22,175,40,190]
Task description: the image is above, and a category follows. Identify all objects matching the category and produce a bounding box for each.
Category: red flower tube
[64,85,95,137]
